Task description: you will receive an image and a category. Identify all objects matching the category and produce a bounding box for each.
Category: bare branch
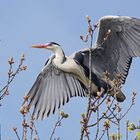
[49,111,69,140]
[0,54,27,103]
[12,127,21,140]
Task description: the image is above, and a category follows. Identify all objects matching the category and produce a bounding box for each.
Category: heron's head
[32,42,61,52]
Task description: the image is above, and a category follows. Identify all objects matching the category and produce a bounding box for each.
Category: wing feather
[73,16,140,85]
[22,62,86,119]
[93,16,140,84]
[38,76,52,119]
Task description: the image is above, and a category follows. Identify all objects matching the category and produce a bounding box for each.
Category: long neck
[53,47,65,64]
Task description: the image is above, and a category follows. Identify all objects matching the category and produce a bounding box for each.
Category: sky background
[1,0,140,139]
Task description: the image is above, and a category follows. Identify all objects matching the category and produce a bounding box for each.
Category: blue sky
[1,0,140,139]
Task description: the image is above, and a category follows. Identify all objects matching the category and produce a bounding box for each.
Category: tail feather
[109,89,126,102]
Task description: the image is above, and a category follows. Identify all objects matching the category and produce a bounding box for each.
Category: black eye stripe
[49,42,60,46]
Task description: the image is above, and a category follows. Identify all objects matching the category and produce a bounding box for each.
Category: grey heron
[22,15,140,119]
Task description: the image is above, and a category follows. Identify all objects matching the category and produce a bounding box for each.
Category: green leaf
[136,131,140,137]
[136,136,140,140]
[135,131,140,140]
[127,123,136,131]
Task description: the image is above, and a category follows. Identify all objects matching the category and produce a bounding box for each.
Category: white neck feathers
[53,47,65,65]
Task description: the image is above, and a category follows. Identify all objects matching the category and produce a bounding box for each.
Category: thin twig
[95,101,100,140]
[29,111,39,140]
[99,128,106,140]
[106,128,110,140]
[80,16,98,140]
[126,121,129,140]
[0,55,26,101]
[120,93,136,120]
[13,127,21,140]
[49,116,64,140]
[108,106,118,121]
[117,119,121,140]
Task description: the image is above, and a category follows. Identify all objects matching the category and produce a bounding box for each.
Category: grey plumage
[74,16,140,85]
[22,15,140,119]
[95,16,140,83]
[26,63,86,119]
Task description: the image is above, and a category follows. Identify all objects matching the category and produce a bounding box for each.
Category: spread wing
[75,16,140,85]
[22,60,86,119]
[95,15,140,84]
